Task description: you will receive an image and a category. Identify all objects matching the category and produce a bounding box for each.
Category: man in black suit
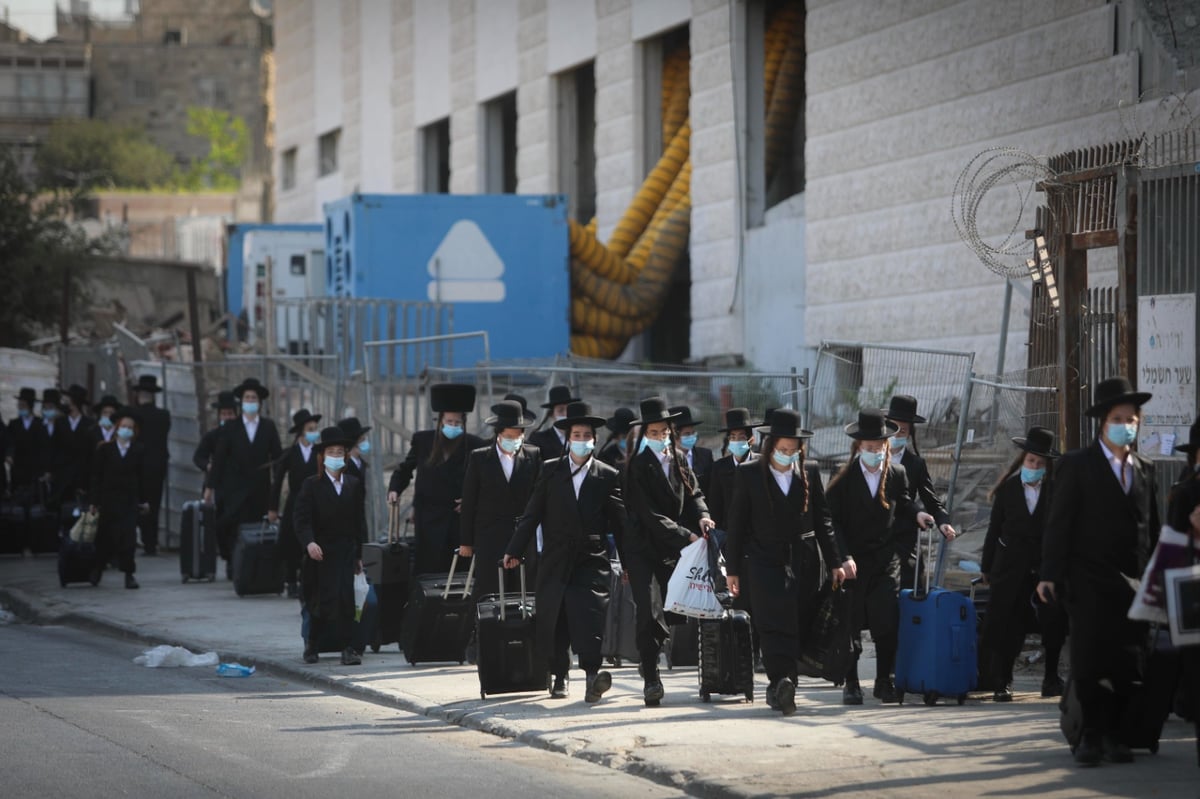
[5,387,43,492]
[1039,377,1161,767]
[60,385,96,506]
[193,391,238,502]
[458,400,541,600]
[130,374,171,555]
[210,377,282,578]
[505,401,625,704]
[271,408,322,598]
[526,385,580,461]
[670,405,714,497]
[34,388,69,508]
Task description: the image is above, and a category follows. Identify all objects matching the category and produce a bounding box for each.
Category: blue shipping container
[323,194,570,362]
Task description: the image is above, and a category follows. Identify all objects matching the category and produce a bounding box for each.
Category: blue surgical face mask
[499,436,523,454]
[645,436,669,454]
[680,434,698,450]
[860,450,885,469]
[728,440,752,458]
[357,440,370,454]
[304,431,320,444]
[1020,466,1046,485]
[442,424,463,440]
[98,416,114,429]
[242,402,259,416]
[890,436,908,452]
[116,427,134,441]
[772,450,799,467]
[1106,422,1138,447]
[570,440,596,458]
[43,408,57,421]
[324,455,345,473]
[18,408,30,418]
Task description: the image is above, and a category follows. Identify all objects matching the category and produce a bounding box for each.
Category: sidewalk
[1,553,1195,798]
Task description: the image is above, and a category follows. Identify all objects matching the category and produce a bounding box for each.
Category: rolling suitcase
[667,616,700,669]
[400,553,476,665]
[180,500,218,583]
[476,565,547,699]
[362,504,412,651]
[698,608,755,702]
[895,526,978,705]
[58,537,100,586]
[232,519,285,596]
[601,559,639,666]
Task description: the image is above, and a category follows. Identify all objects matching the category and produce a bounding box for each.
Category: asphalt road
[0,623,684,799]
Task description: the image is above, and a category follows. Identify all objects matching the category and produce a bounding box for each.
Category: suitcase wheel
[700,691,711,703]
[923,692,938,706]
[957,694,966,706]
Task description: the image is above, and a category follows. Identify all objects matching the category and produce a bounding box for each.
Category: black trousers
[747,544,822,684]
[987,570,1068,687]
[846,557,901,682]
[138,471,165,552]
[97,507,137,575]
[624,547,677,668]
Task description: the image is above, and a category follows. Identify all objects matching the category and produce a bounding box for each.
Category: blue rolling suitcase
[894,527,978,706]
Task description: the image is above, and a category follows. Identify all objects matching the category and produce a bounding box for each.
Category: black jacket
[622,447,710,563]
[528,427,567,461]
[34,417,70,492]
[707,451,758,530]
[387,429,488,497]
[891,448,951,537]
[981,473,1052,578]
[210,415,283,524]
[824,458,916,566]
[726,461,838,576]
[681,445,714,497]
[135,402,172,469]
[460,442,542,555]
[5,416,43,487]
[270,441,319,515]
[192,425,225,489]
[294,472,367,560]
[59,414,97,499]
[89,439,146,515]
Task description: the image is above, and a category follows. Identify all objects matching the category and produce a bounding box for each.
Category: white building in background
[272,0,1198,372]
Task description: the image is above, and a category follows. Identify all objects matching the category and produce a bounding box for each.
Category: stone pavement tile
[1,554,1196,798]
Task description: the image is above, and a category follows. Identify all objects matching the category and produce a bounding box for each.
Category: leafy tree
[183,106,248,190]
[35,118,177,190]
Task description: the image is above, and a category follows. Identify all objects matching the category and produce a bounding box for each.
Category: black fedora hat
[1175,417,1200,454]
[65,384,89,406]
[757,408,813,439]
[886,394,927,425]
[233,377,270,401]
[1085,376,1152,417]
[430,383,476,414]
[553,401,609,431]
[314,425,352,451]
[718,407,760,433]
[95,394,121,413]
[15,386,38,404]
[541,384,581,409]
[632,395,682,426]
[40,387,63,407]
[130,374,163,393]
[485,400,533,429]
[211,390,237,411]
[845,409,900,441]
[288,408,322,434]
[669,405,703,428]
[504,392,538,423]
[1012,426,1060,459]
[337,417,371,440]
[113,405,141,425]
[606,407,638,435]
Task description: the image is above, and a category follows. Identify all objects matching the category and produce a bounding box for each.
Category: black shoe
[584,671,611,703]
[303,649,319,664]
[765,681,780,710]
[286,582,300,599]
[843,678,864,705]
[1101,735,1133,764]
[550,675,568,699]
[124,574,139,590]
[993,687,1013,703]
[88,566,103,586]
[775,677,797,716]
[1074,734,1103,767]
[340,647,361,666]
[1041,675,1065,698]
[754,654,766,674]
[643,675,665,707]
[873,679,899,703]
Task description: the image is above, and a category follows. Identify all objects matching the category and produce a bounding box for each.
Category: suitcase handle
[387,502,413,544]
[914,522,936,598]
[443,552,475,600]
[497,564,530,621]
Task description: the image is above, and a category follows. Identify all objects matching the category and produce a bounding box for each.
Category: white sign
[1137,294,1196,457]
[426,220,506,303]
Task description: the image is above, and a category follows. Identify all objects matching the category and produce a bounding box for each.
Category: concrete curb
[0,584,742,799]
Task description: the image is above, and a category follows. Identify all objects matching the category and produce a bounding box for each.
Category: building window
[290,254,306,276]
[164,29,184,46]
[556,62,596,223]
[480,91,517,193]
[420,118,450,193]
[317,129,340,177]
[281,147,297,191]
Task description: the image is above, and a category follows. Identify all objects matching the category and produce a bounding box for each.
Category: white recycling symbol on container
[426,220,506,303]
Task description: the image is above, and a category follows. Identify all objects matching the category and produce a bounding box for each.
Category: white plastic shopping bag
[354,571,370,622]
[664,537,724,619]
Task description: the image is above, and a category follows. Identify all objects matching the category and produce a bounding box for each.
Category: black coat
[982,474,1052,581]
[707,451,758,530]
[508,456,625,664]
[5,416,43,487]
[891,448,951,540]
[597,439,626,469]
[210,416,283,526]
[59,414,96,501]
[192,425,224,490]
[621,447,710,565]
[89,439,146,552]
[135,402,172,470]
[725,461,839,575]
[270,441,319,531]
[295,472,367,625]
[460,442,542,597]
[34,418,70,503]
[1041,441,1160,682]
[527,427,567,461]
[682,445,714,497]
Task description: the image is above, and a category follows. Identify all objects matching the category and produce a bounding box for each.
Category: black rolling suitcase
[232,519,284,596]
[400,553,476,665]
[476,565,547,699]
[27,484,58,555]
[180,500,218,583]
[362,504,412,651]
[601,559,639,666]
[58,537,99,586]
[698,608,756,702]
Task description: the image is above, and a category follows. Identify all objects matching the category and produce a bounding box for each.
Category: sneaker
[1041,675,1065,698]
[873,678,899,703]
[775,677,797,716]
[643,675,665,707]
[584,671,611,703]
[765,681,780,710]
[843,680,864,706]
[550,675,569,699]
[303,649,319,664]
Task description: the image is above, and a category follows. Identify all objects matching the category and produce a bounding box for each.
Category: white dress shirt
[497,444,515,481]
[860,458,883,497]
[1099,439,1133,494]
[1023,482,1041,515]
[21,416,32,431]
[101,426,114,442]
[68,414,82,432]
[299,441,313,463]
[117,441,130,458]
[770,465,794,495]
[659,451,673,480]
[571,456,592,498]
[327,471,343,495]
[243,414,259,443]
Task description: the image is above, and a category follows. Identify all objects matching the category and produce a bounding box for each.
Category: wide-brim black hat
[95,394,121,412]
[756,408,813,440]
[40,388,63,407]
[553,401,608,431]
[211,391,237,411]
[65,384,89,406]
[289,408,322,434]
[233,377,270,401]
[632,396,682,426]
[845,409,900,441]
[430,383,476,414]
[1085,376,1152,417]
[131,374,163,393]
[1174,418,1200,454]
[886,394,927,425]
[504,393,538,423]
[540,384,581,409]
[113,405,141,425]
[669,405,703,428]
[718,407,760,432]
[337,417,371,439]
[1012,426,1060,459]
[485,400,533,429]
[15,387,37,404]
[315,425,353,451]
[606,407,637,435]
